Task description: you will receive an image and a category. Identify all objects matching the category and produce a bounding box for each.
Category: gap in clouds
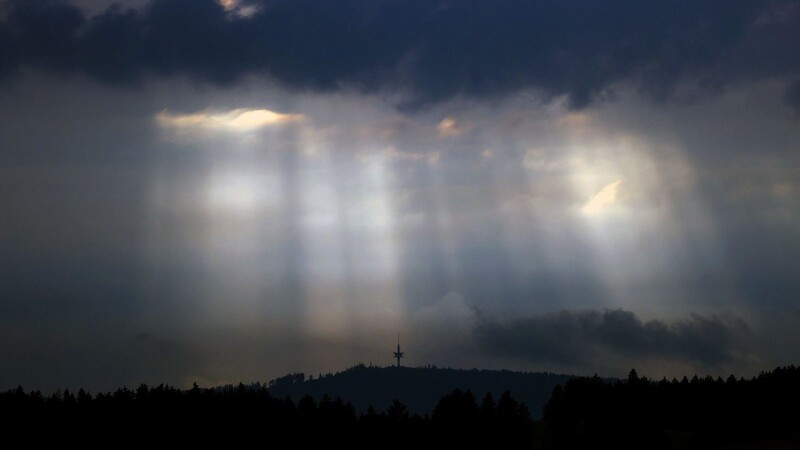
[0,0,799,389]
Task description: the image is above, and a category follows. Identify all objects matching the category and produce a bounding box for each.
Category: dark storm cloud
[1,0,798,107]
[477,309,751,368]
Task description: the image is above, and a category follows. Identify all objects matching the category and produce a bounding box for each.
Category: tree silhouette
[0,381,535,448]
[542,366,800,449]
[4,364,796,448]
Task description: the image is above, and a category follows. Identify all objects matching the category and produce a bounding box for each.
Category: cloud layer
[155,108,304,133]
[477,309,752,370]
[1,0,799,107]
[1,1,799,390]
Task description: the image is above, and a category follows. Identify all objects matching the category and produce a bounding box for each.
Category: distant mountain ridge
[267,364,574,418]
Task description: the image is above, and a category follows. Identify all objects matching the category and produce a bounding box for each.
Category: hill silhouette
[3,365,800,448]
[267,364,573,418]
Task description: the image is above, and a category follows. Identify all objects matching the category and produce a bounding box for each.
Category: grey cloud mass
[1,0,799,391]
[477,310,752,369]
[1,0,799,108]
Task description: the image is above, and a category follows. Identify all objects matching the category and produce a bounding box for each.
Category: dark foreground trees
[3,365,800,448]
[543,366,800,449]
[0,383,532,448]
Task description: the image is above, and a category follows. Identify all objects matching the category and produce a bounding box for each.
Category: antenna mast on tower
[393,333,404,368]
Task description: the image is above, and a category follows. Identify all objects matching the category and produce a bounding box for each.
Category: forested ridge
[2,365,799,449]
[267,364,572,417]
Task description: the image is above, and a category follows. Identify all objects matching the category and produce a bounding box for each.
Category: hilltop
[4,366,800,448]
[267,364,573,418]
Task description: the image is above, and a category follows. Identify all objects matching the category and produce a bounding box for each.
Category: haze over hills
[266,364,574,418]
[3,0,800,392]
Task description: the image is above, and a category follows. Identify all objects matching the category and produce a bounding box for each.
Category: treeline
[544,366,800,449]
[3,365,800,448]
[0,383,532,448]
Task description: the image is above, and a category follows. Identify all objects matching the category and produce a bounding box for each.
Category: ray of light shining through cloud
[1,0,799,391]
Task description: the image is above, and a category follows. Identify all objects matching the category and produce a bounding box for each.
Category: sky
[1,0,800,391]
